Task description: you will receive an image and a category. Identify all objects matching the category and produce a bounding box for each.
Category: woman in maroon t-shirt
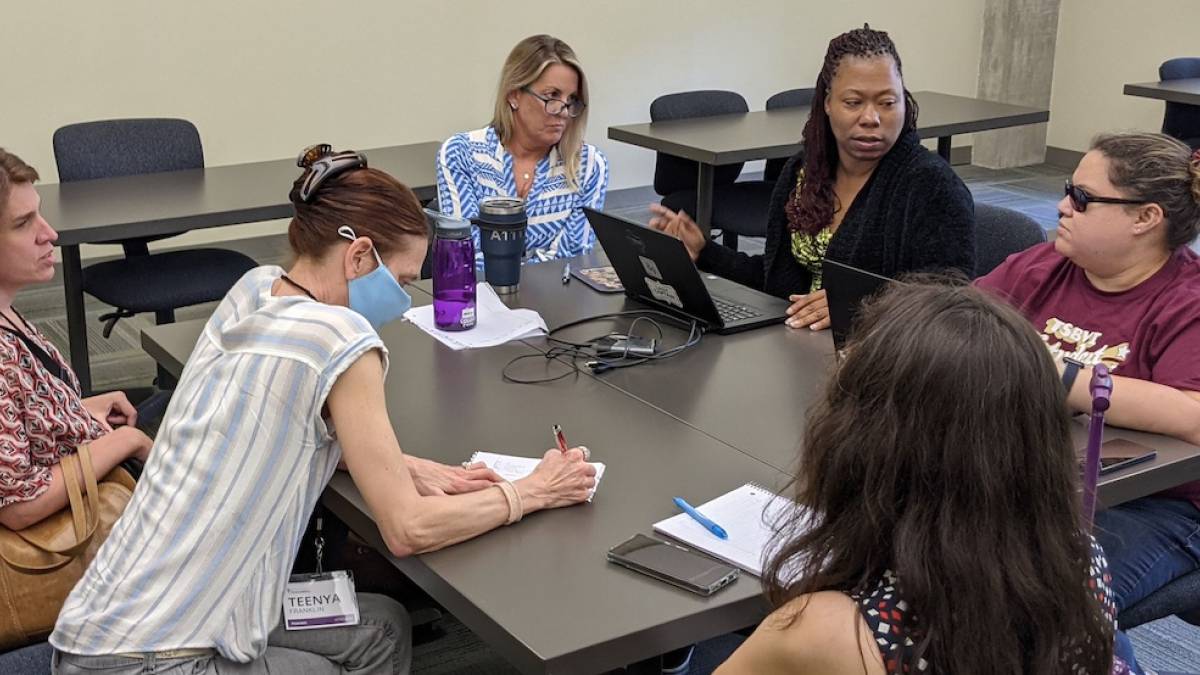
[976,131,1200,672]
[0,149,153,531]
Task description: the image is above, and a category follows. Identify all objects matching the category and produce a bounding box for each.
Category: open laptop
[585,208,789,334]
[822,258,894,350]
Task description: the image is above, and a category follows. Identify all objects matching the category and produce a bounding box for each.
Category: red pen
[553,424,569,453]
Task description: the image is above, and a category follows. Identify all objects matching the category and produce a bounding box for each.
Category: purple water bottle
[431,213,476,331]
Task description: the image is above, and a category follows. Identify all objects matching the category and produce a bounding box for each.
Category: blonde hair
[491,35,590,190]
[1091,132,1200,250]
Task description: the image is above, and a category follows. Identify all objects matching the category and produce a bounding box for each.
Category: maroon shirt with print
[977,242,1200,506]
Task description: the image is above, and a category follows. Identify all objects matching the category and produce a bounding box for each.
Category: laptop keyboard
[712,296,763,323]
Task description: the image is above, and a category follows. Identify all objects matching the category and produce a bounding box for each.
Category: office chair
[651,91,773,251]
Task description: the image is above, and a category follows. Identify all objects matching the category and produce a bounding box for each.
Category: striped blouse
[436,126,609,264]
[51,266,388,662]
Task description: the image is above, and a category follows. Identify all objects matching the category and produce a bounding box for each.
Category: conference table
[141,255,1200,673]
[141,293,785,675]
[482,259,1200,507]
[1123,78,1200,106]
[39,140,441,395]
[608,90,1050,233]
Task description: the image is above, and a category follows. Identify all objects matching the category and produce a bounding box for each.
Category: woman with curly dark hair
[717,281,1129,674]
[651,25,975,331]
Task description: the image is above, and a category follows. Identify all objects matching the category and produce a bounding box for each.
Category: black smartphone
[607,534,739,596]
[1081,438,1158,475]
[1097,438,1157,475]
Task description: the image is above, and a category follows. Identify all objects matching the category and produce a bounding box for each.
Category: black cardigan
[696,130,976,298]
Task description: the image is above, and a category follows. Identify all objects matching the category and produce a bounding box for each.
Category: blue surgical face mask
[338,226,411,330]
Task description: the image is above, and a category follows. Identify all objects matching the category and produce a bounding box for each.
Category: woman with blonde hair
[437,34,608,263]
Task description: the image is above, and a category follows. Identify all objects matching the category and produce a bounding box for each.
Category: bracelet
[493,484,516,524]
[510,481,524,520]
[495,481,523,525]
[1062,357,1084,394]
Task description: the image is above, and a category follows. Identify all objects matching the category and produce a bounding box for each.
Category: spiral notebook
[469,451,606,502]
[653,483,801,577]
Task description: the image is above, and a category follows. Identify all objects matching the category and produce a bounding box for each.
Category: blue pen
[673,497,728,539]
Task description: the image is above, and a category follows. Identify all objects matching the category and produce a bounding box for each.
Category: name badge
[283,571,360,631]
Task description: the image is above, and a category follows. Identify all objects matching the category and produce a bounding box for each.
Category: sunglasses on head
[294,144,368,203]
[1064,180,1149,213]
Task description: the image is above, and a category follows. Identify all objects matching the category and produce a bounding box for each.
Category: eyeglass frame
[295,144,369,203]
[1064,180,1149,213]
[520,87,586,118]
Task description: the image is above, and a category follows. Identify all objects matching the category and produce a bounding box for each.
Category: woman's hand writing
[517,447,597,510]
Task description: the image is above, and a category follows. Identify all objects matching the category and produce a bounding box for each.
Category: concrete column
[974,0,1061,168]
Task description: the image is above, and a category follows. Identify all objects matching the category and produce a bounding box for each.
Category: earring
[509,101,518,110]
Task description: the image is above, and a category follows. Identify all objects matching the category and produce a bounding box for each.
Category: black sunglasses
[294,144,368,203]
[1064,180,1149,213]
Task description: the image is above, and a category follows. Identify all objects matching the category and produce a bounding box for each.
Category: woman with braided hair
[650,25,975,331]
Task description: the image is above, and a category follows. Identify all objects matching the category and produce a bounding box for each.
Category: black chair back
[650,90,748,196]
[764,88,816,183]
[1159,58,1200,148]
[973,204,1046,277]
[53,119,204,255]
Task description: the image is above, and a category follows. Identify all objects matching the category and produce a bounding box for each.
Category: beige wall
[1048,0,1200,152]
[2,1,985,257]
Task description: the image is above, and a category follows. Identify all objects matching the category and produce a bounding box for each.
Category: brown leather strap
[15,445,102,558]
[61,453,86,540]
[77,444,100,532]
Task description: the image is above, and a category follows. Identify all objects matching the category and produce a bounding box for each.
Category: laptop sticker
[639,256,663,280]
[645,278,683,308]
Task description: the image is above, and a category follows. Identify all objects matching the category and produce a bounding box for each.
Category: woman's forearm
[0,428,145,530]
[1066,366,1200,445]
[379,481,549,556]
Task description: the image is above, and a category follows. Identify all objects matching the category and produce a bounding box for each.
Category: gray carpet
[1131,617,1200,673]
[17,167,1200,673]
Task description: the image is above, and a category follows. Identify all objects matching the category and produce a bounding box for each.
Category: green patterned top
[787,168,833,293]
[790,227,833,293]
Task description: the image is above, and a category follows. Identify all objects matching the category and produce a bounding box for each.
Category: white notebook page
[653,483,801,576]
[470,451,606,502]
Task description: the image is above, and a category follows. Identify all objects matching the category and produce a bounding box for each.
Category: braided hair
[786,25,919,234]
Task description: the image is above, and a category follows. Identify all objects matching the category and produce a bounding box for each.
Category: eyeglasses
[521,87,586,118]
[1064,180,1148,213]
[294,144,368,203]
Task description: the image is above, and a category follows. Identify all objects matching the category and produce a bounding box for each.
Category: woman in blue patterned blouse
[437,34,609,263]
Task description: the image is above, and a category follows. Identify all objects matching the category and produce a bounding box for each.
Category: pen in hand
[673,497,728,539]
[553,423,569,453]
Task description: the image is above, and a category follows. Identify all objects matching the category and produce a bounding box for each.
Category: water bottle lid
[427,210,472,239]
[478,197,525,215]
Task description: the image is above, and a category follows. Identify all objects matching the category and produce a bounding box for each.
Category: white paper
[404,283,547,350]
[470,451,606,502]
[653,483,805,577]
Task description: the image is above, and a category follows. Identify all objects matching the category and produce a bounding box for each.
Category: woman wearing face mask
[50,146,597,675]
[650,25,975,330]
[437,34,608,263]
